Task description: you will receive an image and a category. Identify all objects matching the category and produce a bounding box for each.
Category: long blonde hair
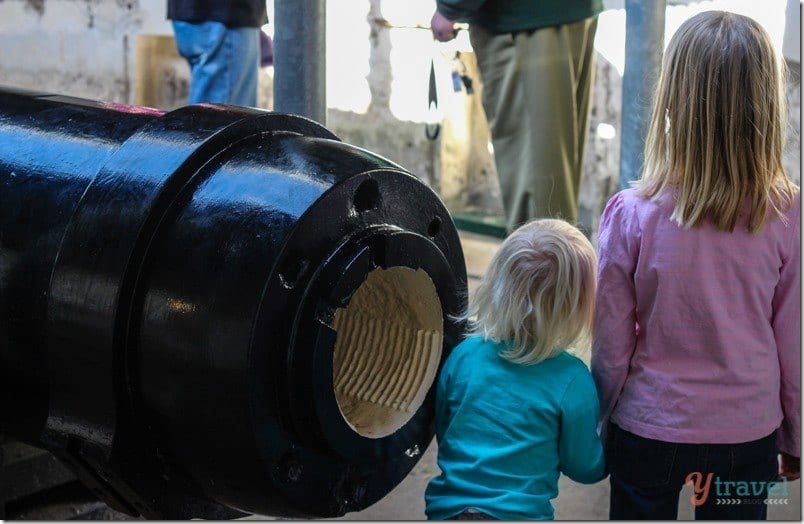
[637,10,797,233]
[464,219,597,365]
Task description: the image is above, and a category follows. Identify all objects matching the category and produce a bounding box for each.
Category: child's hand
[779,452,800,481]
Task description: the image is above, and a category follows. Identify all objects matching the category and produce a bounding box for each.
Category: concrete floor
[283,231,800,520]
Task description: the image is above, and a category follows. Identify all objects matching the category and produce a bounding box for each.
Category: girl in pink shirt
[592,10,800,520]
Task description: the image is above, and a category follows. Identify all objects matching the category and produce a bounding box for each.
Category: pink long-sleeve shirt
[592,188,800,456]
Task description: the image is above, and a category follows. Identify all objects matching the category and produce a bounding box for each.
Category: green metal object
[452,213,507,239]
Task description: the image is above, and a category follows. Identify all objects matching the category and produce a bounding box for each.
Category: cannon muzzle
[0,88,467,518]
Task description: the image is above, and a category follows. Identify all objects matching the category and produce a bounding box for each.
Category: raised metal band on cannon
[0,88,467,519]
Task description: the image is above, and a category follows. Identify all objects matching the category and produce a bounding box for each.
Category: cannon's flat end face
[332,266,443,439]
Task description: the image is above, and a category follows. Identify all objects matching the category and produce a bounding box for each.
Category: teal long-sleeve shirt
[424,337,606,520]
[436,0,603,34]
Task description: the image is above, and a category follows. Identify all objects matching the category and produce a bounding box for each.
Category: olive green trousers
[469,17,598,231]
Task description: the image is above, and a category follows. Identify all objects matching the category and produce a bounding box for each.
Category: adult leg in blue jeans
[607,423,778,520]
[172,20,259,107]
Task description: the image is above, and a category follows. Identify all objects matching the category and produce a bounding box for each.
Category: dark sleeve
[436,0,488,21]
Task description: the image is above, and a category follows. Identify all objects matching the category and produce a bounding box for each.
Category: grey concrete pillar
[783,0,800,65]
[619,0,666,190]
[274,0,327,125]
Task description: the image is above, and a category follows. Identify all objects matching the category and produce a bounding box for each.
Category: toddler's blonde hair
[637,10,797,233]
[464,219,597,365]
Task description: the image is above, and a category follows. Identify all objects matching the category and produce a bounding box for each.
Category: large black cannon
[0,88,467,519]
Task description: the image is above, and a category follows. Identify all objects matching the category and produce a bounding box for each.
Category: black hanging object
[426,59,440,140]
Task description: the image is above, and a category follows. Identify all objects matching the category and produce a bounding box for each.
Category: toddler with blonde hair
[593,11,800,520]
[425,219,605,520]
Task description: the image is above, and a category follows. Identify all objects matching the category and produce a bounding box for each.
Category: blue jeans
[172,20,259,107]
[607,423,780,520]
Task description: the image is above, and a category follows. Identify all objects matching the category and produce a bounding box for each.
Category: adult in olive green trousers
[471,19,597,231]
[432,1,601,232]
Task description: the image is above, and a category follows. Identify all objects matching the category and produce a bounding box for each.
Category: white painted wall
[0,0,171,101]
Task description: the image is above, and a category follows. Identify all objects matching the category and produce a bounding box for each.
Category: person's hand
[779,452,801,481]
[431,10,457,42]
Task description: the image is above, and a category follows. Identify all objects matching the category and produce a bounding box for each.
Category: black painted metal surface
[0,87,467,518]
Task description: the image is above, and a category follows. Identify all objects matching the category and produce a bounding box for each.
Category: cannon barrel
[0,88,467,518]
